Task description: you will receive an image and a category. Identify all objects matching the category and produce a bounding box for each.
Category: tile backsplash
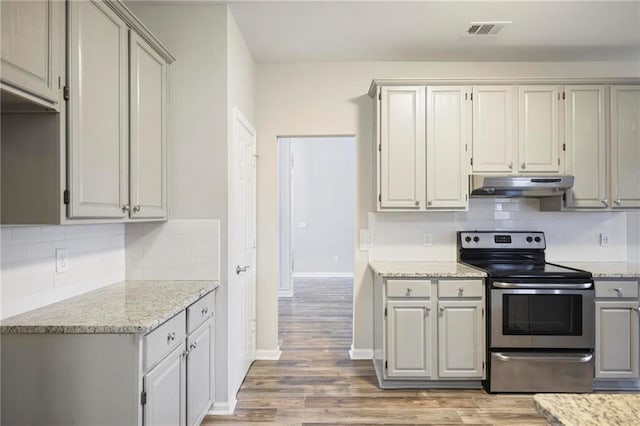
[125,220,220,280]
[369,198,628,262]
[1,224,125,319]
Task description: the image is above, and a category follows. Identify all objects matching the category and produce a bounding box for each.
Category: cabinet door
[564,86,607,208]
[378,86,425,209]
[130,32,168,219]
[472,86,515,173]
[386,299,431,378]
[518,86,560,173]
[68,0,129,218]
[144,343,186,426]
[425,86,470,210]
[595,300,639,379]
[187,319,213,426]
[611,85,640,209]
[0,0,60,105]
[438,300,484,378]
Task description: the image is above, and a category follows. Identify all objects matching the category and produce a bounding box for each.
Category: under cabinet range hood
[470,175,574,198]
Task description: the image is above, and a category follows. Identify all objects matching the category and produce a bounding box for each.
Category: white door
[472,86,515,173]
[425,86,471,210]
[438,300,484,378]
[564,86,607,208]
[386,299,432,378]
[611,85,640,209]
[68,0,129,218]
[518,86,561,173]
[378,86,425,209]
[595,300,639,379]
[144,344,186,426]
[230,109,257,392]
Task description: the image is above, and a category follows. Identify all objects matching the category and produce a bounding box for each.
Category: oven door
[491,284,594,349]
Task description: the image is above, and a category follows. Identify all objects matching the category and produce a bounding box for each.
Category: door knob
[236,265,250,274]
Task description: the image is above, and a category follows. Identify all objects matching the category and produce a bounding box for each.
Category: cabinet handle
[133,205,141,213]
[601,199,609,207]
[614,287,622,293]
[190,342,198,350]
[167,332,176,342]
[202,307,209,316]
[614,199,621,206]
[521,163,526,170]
[122,204,130,213]
[508,163,513,170]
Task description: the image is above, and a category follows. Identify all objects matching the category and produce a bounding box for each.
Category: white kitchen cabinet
[611,85,640,209]
[378,86,424,209]
[595,300,639,379]
[386,299,432,378]
[144,343,187,426]
[187,318,214,426]
[130,32,168,219]
[0,0,62,110]
[518,86,561,173]
[68,0,130,219]
[564,86,607,208]
[471,86,515,173]
[437,299,484,378]
[425,86,471,210]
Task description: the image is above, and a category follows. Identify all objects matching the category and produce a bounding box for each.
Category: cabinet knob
[614,199,621,206]
[190,341,198,350]
[521,163,526,170]
[601,199,609,207]
[122,204,130,213]
[167,332,176,342]
[439,307,445,314]
[427,200,432,206]
[133,205,141,213]
[406,288,412,295]
[415,200,420,206]
[614,287,622,293]
[202,307,209,316]
[632,306,640,312]
[458,287,464,293]
[508,163,513,170]
[425,307,431,312]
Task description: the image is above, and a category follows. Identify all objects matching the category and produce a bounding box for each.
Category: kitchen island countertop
[0,280,219,334]
[369,261,486,278]
[560,262,640,278]
[534,393,640,426]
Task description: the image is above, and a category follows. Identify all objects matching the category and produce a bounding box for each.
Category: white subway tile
[0,228,13,246]
[1,245,28,265]
[40,226,65,242]
[12,227,41,244]
[27,242,55,260]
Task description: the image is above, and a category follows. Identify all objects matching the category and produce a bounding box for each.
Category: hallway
[205,277,545,424]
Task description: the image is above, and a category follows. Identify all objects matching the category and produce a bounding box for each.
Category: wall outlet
[422,233,432,247]
[56,248,69,273]
[332,256,339,263]
[600,233,610,247]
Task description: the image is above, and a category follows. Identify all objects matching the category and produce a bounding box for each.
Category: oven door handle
[492,282,593,289]
[494,352,593,363]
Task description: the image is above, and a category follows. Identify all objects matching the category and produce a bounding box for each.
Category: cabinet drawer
[386,280,431,298]
[144,310,186,372]
[187,291,215,334]
[595,281,639,299]
[438,280,483,298]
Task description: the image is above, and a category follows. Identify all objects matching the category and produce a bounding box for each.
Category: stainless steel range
[458,231,594,393]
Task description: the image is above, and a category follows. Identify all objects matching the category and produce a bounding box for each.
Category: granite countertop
[368,261,486,278]
[0,280,219,334]
[560,262,640,278]
[534,393,640,426]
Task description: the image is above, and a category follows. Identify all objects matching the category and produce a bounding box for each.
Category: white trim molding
[292,272,354,279]
[278,289,294,298]
[255,348,282,360]
[209,397,238,416]
[349,346,374,360]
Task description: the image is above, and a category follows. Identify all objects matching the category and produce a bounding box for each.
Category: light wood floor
[204,277,547,425]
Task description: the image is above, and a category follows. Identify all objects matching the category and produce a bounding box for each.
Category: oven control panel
[459,231,546,249]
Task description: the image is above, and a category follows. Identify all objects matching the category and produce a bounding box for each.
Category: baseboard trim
[349,346,374,360]
[255,347,282,360]
[209,397,237,415]
[292,272,354,278]
[278,289,294,298]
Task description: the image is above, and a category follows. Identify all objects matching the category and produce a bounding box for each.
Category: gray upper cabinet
[68,0,130,219]
[0,0,62,110]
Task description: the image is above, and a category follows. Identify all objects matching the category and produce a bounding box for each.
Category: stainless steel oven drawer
[489,351,593,393]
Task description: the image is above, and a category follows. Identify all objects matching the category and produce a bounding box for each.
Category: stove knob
[465,236,472,243]
[534,236,541,243]
[473,236,480,243]
[526,236,533,243]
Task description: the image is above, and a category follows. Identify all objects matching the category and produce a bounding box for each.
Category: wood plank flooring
[203,277,547,425]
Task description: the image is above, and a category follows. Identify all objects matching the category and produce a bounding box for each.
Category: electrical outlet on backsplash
[368,199,630,263]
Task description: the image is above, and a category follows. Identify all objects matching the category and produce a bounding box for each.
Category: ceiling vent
[466,21,511,36]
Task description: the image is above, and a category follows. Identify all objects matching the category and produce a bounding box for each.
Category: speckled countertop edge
[560,262,640,278]
[368,261,487,278]
[1,280,219,335]
[533,393,640,426]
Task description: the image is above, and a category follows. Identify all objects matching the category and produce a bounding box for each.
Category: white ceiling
[227,1,640,62]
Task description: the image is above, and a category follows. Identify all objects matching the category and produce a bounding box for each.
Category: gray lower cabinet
[594,280,640,389]
[145,343,187,426]
[373,275,485,388]
[187,318,214,426]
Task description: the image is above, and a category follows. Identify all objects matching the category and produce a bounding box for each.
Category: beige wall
[255,61,640,354]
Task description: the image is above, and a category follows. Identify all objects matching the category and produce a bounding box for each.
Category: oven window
[503,294,582,335]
